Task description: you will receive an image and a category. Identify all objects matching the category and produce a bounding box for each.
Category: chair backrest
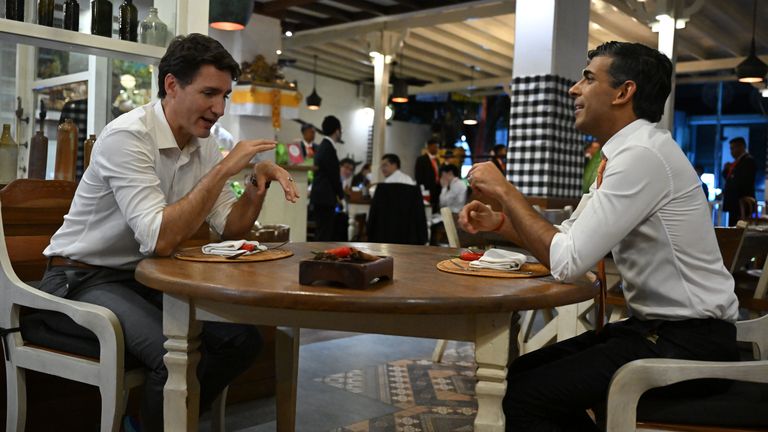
[367,183,427,245]
[440,207,460,248]
[714,226,746,273]
[731,230,768,274]
[0,179,77,281]
[739,196,758,221]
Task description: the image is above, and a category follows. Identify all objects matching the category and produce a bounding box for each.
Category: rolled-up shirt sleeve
[549,146,670,282]
[95,129,168,255]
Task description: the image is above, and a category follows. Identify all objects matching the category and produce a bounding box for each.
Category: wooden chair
[604,227,747,325]
[606,313,768,431]
[0,179,226,431]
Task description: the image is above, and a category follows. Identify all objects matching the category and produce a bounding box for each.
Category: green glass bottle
[63,0,80,31]
[91,0,113,37]
[0,124,19,185]
[5,0,25,22]
[118,0,138,41]
[38,0,55,27]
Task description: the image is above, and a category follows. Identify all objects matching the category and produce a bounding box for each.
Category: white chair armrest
[736,315,768,359]
[606,358,768,432]
[1,273,124,364]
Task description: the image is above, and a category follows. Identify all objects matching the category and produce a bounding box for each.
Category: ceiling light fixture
[736,0,767,83]
[463,65,478,126]
[391,46,409,103]
[306,55,322,111]
[209,0,252,31]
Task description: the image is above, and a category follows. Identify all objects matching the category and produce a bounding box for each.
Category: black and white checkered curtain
[507,75,583,198]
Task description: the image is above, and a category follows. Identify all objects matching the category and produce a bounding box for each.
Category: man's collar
[601,119,650,160]
[324,135,336,146]
[154,101,200,152]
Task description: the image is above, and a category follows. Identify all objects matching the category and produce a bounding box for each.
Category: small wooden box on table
[299,257,393,289]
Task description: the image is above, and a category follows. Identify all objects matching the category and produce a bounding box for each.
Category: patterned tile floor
[200,333,477,432]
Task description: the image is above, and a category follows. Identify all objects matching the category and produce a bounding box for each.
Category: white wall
[384,120,431,179]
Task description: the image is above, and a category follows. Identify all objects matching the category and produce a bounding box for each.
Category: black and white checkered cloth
[507,75,584,198]
[59,99,87,181]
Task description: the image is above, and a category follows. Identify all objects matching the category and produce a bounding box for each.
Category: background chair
[367,183,427,245]
[606,313,768,431]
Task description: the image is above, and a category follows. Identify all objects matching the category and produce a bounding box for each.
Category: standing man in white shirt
[40,33,300,432]
[380,153,416,185]
[460,41,738,431]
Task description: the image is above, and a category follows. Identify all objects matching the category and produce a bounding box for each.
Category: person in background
[415,138,442,213]
[461,41,738,430]
[310,115,344,241]
[299,123,317,160]
[39,33,300,432]
[582,140,603,194]
[339,157,356,191]
[351,162,371,189]
[380,153,416,185]
[695,164,709,200]
[439,163,467,213]
[491,143,507,176]
[721,136,757,225]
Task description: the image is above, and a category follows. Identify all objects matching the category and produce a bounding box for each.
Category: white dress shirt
[550,119,738,322]
[384,169,416,185]
[44,101,236,270]
[439,177,468,213]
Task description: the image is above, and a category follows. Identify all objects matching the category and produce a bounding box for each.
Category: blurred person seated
[439,163,467,213]
[380,153,416,185]
[339,157,357,191]
[352,162,371,189]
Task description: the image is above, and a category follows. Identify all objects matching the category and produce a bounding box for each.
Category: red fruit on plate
[325,246,353,258]
[239,243,256,252]
[459,250,483,261]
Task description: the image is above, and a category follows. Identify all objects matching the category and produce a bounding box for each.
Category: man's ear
[613,80,637,107]
[164,73,177,98]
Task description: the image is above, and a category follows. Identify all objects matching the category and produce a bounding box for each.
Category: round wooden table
[136,242,597,432]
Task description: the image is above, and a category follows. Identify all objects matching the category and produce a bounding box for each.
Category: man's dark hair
[322,115,341,136]
[439,163,460,177]
[729,137,747,147]
[339,157,356,167]
[427,138,439,147]
[587,41,672,123]
[301,123,314,132]
[493,144,506,154]
[157,33,240,98]
[382,153,401,168]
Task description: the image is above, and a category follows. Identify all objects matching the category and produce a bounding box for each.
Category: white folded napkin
[201,240,267,257]
[469,248,527,271]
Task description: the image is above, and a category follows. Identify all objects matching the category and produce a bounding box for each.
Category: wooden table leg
[162,294,203,432]
[275,326,300,432]
[474,312,518,432]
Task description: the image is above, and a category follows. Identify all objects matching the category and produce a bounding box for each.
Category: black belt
[48,256,99,270]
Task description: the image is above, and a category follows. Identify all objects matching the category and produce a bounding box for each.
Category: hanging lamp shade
[462,108,478,125]
[306,89,322,110]
[209,0,253,31]
[736,0,767,83]
[736,41,767,83]
[391,77,409,103]
[306,55,322,110]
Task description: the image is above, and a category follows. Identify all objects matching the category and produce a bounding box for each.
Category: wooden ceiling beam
[404,36,509,76]
[436,22,514,57]
[284,0,515,49]
[326,41,446,83]
[409,28,510,71]
[254,0,317,14]
[295,3,355,22]
[327,0,388,16]
[286,51,365,82]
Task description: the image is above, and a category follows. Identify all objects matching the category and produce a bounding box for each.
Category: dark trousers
[38,266,262,432]
[503,317,738,432]
[313,204,336,241]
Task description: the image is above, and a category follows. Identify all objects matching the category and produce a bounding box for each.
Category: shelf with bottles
[1,0,177,65]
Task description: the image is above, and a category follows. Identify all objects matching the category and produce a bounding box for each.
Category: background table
[136,242,597,432]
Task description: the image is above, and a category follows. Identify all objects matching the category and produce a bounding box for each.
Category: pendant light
[391,48,409,103]
[463,66,478,126]
[736,0,767,83]
[306,55,322,110]
[209,0,253,31]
